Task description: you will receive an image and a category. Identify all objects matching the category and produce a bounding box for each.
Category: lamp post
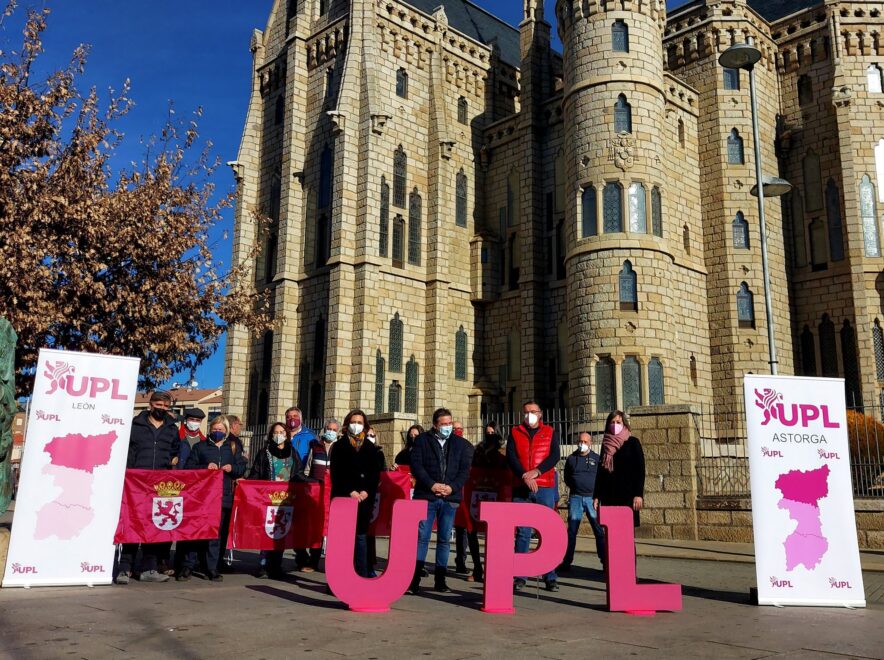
[719,42,792,375]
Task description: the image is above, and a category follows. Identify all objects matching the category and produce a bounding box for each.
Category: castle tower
[558,0,712,412]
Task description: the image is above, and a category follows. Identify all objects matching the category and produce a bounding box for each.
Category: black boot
[408,561,423,595]
[433,566,451,593]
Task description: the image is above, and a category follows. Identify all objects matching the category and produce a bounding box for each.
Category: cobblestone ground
[0,549,880,659]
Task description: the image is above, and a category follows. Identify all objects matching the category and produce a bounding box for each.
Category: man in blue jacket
[560,432,606,571]
[408,407,473,594]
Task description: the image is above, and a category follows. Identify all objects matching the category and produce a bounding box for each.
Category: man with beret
[176,408,206,468]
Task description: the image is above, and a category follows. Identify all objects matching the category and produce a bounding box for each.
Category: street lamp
[719,42,791,375]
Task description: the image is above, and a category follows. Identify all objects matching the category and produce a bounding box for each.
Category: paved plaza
[0,542,881,660]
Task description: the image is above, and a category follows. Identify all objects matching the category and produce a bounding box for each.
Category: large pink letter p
[326,497,427,612]
[479,501,567,614]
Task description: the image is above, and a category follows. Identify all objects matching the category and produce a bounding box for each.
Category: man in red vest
[506,399,561,592]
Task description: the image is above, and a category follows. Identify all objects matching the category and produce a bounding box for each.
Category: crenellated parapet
[306,19,349,69]
[556,0,667,35]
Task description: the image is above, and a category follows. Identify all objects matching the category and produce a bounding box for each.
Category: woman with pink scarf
[593,411,645,527]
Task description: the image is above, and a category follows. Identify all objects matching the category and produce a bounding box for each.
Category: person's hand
[359,491,369,502]
[593,498,599,512]
[350,491,361,499]
[222,464,232,473]
[633,496,643,511]
[441,485,453,497]
[524,469,540,480]
[171,457,179,466]
[431,483,446,495]
[525,476,539,493]
[208,462,219,470]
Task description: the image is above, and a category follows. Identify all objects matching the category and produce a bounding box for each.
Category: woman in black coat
[593,410,645,527]
[329,409,381,577]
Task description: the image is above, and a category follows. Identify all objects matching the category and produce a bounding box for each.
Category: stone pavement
[0,545,881,660]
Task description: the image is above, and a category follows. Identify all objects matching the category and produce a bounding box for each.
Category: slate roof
[747,0,819,22]
[402,0,522,67]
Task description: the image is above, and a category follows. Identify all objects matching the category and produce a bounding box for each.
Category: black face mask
[150,408,166,421]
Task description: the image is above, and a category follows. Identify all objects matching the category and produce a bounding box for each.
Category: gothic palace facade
[223,0,884,427]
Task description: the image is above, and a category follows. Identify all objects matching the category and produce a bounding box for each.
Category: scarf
[178,425,205,447]
[601,425,631,472]
[348,430,367,450]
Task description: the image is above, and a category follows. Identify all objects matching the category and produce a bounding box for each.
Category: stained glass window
[458,96,468,124]
[392,215,405,267]
[727,129,744,164]
[393,146,407,208]
[319,145,333,209]
[628,182,647,233]
[737,283,754,328]
[784,190,807,267]
[826,179,844,261]
[379,177,389,257]
[582,186,597,237]
[619,260,637,311]
[455,326,467,381]
[408,189,421,266]
[803,151,822,211]
[723,68,740,90]
[874,320,884,381]
[733,211,749,249]
[860,175,880,257]
[396,68,408,98]
[614,95,632,134]
[315,214,329,266]
[456,170,468,227]
[622,356,642,409]
[651,186,662,237]
[612,20,629,52]
[389,313,403,372]
[405,357,419,413]
[603,182,623,233]
[261,330,273,382]
[809,217,827,270]
[388,381,402,413]
[595,357,616,413]
[649,357,665,405]
[374,351,385,413]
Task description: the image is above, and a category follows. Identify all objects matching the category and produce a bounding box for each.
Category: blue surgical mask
[209,431,226,442]
[438,425,453,439]
[323,430,337,442]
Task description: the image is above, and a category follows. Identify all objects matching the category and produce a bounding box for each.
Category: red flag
[367,471,412,537]
[228,480,324,551]
[114,469,222,543]
[455,468,513,532]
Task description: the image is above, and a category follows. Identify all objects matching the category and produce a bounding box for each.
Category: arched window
[408,188,421,266]
[622,356,642,408]
[841,320,861,406]
[819,314,837,377]
[614,94,632,134]
[374,350,385,413]
[269,171,282,223]
[457,96,468,124]
[581,185,597,237]
[261,330,274,382]
[860,175,880,257]
[732,211,750,249]
[868,64,883,93]
[315,214,330,266]
[379,176,389,257]
[455,326,467,381]
[874,319,884,381]
[389,312,403,372]
[325,67,335,100]
[595,357,616,413]
[396,68,408,98]
[727,129,744,164]
[800,325,817,376]
[319,145,333,209]
[264,230,278,282]
[648,357,665,405]
[628,182,647,233]
[612,20,629,52]
[405,356,419,413]
[737,282,754,328]
[785,190,807,267]
[393,145,407,208]
[388,381,402,413]
[826,179,844,261]
[603,181,623,233]
[803,151,822,211]
[683,224,691,254]
[797,75,814,105]
[678,118,685,147]
[319,0,328,16]
[275,94,285,125]
[808,217,827,270]
[651,186,663,237]
[392,214,405,268]
[723,67,740,90]
[689,355,698,387]
[506,172,518,227]
[312,317,326,374]
[456,169,468,227]
[619,260,637,311]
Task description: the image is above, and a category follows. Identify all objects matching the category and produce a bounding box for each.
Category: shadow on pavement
[246,583,347,610]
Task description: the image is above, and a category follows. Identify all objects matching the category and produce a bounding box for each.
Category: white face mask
[579,443,590,454]
[349,422,364,436]
[273,434,287,446]
[525,412,540,427]
[367,435,377,444]
[185,420,201,432]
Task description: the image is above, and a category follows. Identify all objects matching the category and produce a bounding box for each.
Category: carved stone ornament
[371,113,391,135]
[440,139,456,160]
[327,110,346,135]
[832,85,852,108]
[608,133,635,171]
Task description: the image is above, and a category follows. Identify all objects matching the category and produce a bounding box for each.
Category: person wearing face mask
[408,408,473,595]
[506,400,561,592]
[299,418,340,572]
[284,406,317,467]
[560,432,606,572]
[247,421,307,579]
[176,408,206,470]
[117,391,180,585]
[329,410,381,578]
[180,415,247,581]
[394,425,424,468]
[593,411,645,530]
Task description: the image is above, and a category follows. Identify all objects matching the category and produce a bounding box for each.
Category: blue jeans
[514,485,559,582]
[563,495,606,566]
[417,498,458,569]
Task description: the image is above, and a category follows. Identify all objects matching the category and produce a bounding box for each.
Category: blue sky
[15,0,688,390]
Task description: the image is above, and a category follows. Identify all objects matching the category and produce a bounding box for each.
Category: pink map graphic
[775,465,830,571]
[35,431,118,541]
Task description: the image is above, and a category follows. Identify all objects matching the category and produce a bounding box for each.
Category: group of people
[118,392,647,594]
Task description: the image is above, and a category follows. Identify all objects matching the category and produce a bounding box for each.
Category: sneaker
[455,564,469,576]
[140,570,170,583]
[513,578,526,592]
[255,566,269,579]
[545,579,559,592]
[114,572,130,585]
[176,568,192,582]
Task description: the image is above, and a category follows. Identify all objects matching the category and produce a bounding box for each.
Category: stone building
[223,0,884,429]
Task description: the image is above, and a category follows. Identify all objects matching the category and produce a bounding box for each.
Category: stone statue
[0,318,17,515]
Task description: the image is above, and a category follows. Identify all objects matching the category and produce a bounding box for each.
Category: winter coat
[185,437,247,508]
[593,436,645,527]
[249,440,310,483]
[329,435,382,534]
[410,431,473,503]
[127,410,179,470]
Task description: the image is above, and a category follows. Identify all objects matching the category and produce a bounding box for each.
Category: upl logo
[44,361,129,400]
[754,388,840,428]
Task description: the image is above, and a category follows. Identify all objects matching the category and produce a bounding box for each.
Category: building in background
[223,0,884,428]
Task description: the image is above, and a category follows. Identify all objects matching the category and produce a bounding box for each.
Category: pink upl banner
[114,469,222,543]
[228,480,325,551]
[367,471,412,537]
[455,468,512,532]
